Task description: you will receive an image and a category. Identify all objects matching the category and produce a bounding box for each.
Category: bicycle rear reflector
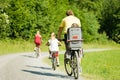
[72,35,78,39]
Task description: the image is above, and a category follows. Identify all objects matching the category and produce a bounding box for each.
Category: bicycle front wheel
[73,51,80,79]
[64,52,72,76]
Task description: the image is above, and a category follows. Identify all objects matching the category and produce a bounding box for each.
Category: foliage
[0,0,119,43]
[98,0,120,43]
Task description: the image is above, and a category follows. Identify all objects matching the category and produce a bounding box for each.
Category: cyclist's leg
[34,47,36,51]
[36,44,40,53]
[39,46,41,54]
[34,43,37,51]
[34,44,39,57]
[49,50,52,59]
[79,48,83,64]
[64,34,71,59]
[78,50,83,74]
[64,34,68,50]
[56,51,60,66]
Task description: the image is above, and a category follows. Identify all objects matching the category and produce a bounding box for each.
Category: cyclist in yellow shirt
[58,9,81,50]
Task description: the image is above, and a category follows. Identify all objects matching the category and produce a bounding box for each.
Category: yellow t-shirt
[60,15,81,33]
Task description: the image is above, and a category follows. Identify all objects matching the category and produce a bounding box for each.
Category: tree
[0,0,10,39]
[98,0,120,43]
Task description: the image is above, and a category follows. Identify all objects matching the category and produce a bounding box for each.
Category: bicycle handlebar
[58,38,65,42]
[58,38,83,42]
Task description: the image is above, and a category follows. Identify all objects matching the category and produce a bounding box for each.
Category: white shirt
[48,38,59,51]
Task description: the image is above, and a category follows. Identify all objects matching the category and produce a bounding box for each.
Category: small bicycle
[51,51,58,70]
[64,27,83,79]
[35,47,39,58]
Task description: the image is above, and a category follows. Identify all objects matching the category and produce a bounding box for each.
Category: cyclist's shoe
[65,51,71,59]
[57,63,60,67]
[49,55,52,59]
[66,54,71,59]
[34,47,36,51]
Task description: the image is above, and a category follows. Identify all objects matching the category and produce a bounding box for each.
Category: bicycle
[63,27,83,79]
[34,47,39,58]
[51,51,59,70]
[64,48,83,79]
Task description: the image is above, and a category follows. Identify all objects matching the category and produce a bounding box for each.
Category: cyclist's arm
[46,41,50,46]
[58,41,62,46]
[58,27,63,39]
[58,19,65,39]
[78,19,81,27]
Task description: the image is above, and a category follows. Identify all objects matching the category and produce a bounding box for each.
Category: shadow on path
[26,65,51,70]
[22,69,68,79]
[21,55,36,58]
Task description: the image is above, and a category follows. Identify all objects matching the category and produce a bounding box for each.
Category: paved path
[0,49,110,80]
[0,52,84,80]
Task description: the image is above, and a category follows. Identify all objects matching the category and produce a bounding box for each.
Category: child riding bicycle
[34,31,42,57]
[46,32,61,66]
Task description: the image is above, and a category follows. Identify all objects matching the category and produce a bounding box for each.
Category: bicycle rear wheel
[35,47,39,58]
[52,58,56,70]
[64,52,72,76]
[73,51,80,79]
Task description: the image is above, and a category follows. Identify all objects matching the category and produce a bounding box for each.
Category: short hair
[51,32,55,37]
[66,10,74,16]
[71,23,79,28]
[37,31,40,34]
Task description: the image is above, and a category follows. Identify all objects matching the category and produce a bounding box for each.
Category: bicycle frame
[51,51,58,70]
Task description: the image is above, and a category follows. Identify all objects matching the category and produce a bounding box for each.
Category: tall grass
[0,39,65,55]
[0,39,33,55]
[83,40,120,49]
[82,50,120,80]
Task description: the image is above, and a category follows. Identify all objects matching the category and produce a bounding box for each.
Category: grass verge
[82,49,120,80]
[44,49,120,80]
[0,39,64,56]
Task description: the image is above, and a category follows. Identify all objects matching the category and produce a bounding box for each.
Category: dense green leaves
[98,0,120,43]
[0,0,119,43]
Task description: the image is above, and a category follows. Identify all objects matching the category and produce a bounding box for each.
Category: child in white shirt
[46,32,61,66]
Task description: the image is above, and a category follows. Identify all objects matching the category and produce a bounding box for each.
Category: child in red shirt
[34,31,42,56]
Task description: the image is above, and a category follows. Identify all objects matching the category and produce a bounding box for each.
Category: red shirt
[34,34,41,45]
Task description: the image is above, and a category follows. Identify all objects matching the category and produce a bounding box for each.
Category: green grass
[0,39,65,55]
[0,39,33,55]
[83,41,120,49]
[82,49,120,80]
[44,49,120,80]
[0,39,48,55]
